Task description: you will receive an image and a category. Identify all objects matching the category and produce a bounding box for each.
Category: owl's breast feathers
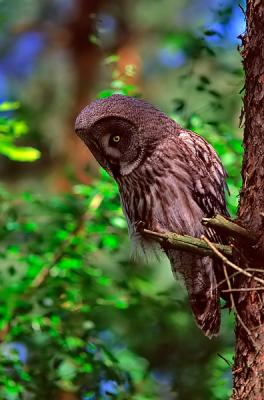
[117,129,228,242]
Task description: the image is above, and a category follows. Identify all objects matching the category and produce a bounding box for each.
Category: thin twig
[201,235,258,349]
[217,271,241,290]
[224,260,257,348]
[223,288,264,293]
[217,268,264,291]
[247,268,264,274]
[201,236,264,285]
[217,352,233,367]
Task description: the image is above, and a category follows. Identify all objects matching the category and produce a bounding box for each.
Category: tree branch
[202,214,258,243]
[143,228,232,257]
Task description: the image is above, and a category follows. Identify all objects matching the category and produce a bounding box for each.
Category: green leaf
[101,235,119,249]
[0,101,20,111]
[116,349,149,383]
[80,363,93,373]
[12,120,28,137]
[104,55,120,64]
[57,358,77,380]
[64,336,85,350]
[0,143,40,161]
[97,89,116,99]
[58,258,81,270]
[110,216,127,229]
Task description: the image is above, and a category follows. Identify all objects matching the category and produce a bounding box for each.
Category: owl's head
[75,94,176,177]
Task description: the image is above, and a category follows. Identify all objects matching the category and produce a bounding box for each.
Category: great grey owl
[75,94,228,337]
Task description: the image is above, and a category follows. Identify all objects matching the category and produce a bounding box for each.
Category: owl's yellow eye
[112,135,120,143]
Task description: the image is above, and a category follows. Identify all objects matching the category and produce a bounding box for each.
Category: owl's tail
[188,258,221,337]
[167,250,221,337]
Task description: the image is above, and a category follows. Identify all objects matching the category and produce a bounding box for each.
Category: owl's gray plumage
[75,94,228,337]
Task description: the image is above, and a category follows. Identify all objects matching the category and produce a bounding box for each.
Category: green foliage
[0,102,40,162]
[0,1,244,398]
[0,167,234,399]
[0,171,160,399]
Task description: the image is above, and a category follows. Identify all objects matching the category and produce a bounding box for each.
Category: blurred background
[0,0,244,399]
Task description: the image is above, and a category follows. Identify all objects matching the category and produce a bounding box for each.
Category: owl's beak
[106,160,120,178]
[75,127,120,178]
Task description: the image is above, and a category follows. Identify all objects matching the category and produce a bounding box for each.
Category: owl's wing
[178,129,229,242]
[164,129,228,336]
[177,128,231,300]
[178,129,228,215]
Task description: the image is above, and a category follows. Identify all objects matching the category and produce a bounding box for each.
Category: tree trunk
[56,0,105,190]
[232,2,264,399]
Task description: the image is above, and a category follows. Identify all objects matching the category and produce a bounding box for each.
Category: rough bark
[232,2,264,399]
